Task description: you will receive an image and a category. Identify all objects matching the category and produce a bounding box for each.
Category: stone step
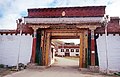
[79,66,99,73]
[27,63,49,69]
[89,66,99,73]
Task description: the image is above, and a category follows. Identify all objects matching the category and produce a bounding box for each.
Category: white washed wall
[0,34,33,66]
[70,52,76,56]
[97,34,120,73]
[70,49,80,56]
[49,48,56,65]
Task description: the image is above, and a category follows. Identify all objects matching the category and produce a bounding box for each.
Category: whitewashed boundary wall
[0,34,32,66]
[97,34,120,73]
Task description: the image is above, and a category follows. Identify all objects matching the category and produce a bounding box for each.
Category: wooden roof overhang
[24,17,104,29]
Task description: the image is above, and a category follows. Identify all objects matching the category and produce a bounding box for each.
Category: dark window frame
[71,49,74,52]
[66,49,69,52]
[76,49,79,52]
[61,49,64,52]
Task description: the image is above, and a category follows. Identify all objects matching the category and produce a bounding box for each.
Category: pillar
[83,31,88,68]
[90,29,95,66]
[31,28,37,63]
[79,31,88,68]
[45,33,51,66]
[41,30,45,65]
[80,33,83,68]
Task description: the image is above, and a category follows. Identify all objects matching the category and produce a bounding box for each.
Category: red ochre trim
[58,45,79,48]
[91,39,95,51]
[31,38,36,63]
[91,39,95,66]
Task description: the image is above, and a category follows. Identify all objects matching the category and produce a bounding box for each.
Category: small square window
[61,49,64,52]
[71,49,74,52]
[66,49,69,52]
[76,49,79,52]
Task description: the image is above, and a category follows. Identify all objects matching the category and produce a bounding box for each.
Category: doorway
[35,28,93,68]
[51,39,80,69]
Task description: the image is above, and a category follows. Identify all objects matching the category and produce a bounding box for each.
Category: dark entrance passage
[65,53,70,56]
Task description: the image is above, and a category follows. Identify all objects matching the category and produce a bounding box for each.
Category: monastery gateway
[0,6,120,73]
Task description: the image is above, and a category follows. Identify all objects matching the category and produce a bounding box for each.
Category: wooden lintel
[51,36,79,39]
[76,25,101,30]
[51,33,80,37]
[46,29,82,33]
[28,25,50,30]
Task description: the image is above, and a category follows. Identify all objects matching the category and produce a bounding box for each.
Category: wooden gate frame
[42,29,88,68]
[30,25,100,68]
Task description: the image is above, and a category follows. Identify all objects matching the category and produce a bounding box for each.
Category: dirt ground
[2,57,118,77]
[0,68,16,77]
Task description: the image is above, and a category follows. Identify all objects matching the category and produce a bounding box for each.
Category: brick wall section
[27,6,105,17]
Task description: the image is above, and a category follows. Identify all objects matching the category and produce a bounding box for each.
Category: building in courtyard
[0,6,120,73]
[57,43,80,57]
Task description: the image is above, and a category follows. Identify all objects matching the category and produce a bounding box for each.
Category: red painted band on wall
[31,38,36,63]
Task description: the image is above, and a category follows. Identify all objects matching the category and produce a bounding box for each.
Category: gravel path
[4,57,114,77]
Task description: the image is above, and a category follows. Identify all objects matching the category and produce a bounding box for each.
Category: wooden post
[80,33,83,68]
[45,33,51,66]
[43,31,47,66]
[31,28,37,63]
[83,31,88,68]
[41,30,45,65]
[90,29,95,66]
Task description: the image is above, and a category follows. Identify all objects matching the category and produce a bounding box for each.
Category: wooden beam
[46,29,82,33]
[51,36,79,39]
[51,32,79,37]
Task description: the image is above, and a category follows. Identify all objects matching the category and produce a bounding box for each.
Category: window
[71,49,74,52]
[51,48,53,58]
[76,54,79,56]
[66,49,69,52]
[61,49,64,52]
[76,49,79,52]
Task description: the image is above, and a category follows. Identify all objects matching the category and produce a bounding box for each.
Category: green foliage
[114,72,120,76]
[0,64,4,68]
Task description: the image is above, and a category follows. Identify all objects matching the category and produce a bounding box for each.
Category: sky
[0,0,120,29]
